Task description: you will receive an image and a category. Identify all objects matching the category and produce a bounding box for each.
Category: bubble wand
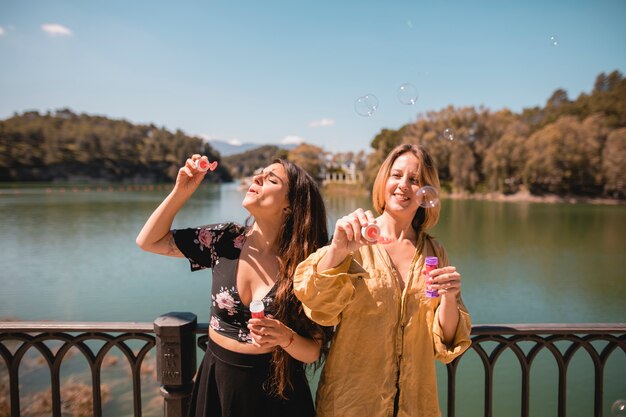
[195,159,219,172]
[362,185,440,244]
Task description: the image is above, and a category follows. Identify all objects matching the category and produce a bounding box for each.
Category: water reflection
[1,183,625,417]
[0,184,624,325]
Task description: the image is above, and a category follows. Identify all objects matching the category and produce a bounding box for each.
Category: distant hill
[0,109,232,183]
[222,145,288,178]
[208,141,263,156]
[209,140,298,156]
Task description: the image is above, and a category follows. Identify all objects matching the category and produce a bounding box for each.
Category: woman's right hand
[174,154,210,194]
[328,208,377,256]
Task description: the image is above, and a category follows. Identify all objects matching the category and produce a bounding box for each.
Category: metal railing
[446,324,626,417]
[1,315,624,417]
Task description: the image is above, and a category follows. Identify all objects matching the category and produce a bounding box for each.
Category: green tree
[223,145,283,178]
[482,124,528,193]
[523,116,606,195]
[0,109,228,182]
[449,142,479,192]
[601,128,626,197]
[287,143,324,179]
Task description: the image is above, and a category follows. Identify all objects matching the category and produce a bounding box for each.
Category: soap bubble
[355,94,379,117]
[398,83,419,105]
[417,185,439,208]
[612,399,626,416]
[443,128,455,141]
[550,35,559,46]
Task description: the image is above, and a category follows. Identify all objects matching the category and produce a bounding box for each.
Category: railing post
[154,312,198,417]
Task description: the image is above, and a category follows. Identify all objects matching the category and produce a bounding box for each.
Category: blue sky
[1,1,625,153]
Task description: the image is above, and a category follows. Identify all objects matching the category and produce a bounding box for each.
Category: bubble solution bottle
[424,256,439,298]
[249,300,265,319]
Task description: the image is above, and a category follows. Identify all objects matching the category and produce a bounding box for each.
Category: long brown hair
[268,159,331,398]
[372,144,441,232]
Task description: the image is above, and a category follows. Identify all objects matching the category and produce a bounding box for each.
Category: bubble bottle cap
[425,256,438,266]
[249,300,265,318]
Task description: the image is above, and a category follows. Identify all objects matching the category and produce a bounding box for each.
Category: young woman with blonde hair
[294,144,472,417]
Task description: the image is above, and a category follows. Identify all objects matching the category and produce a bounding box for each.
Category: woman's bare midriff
[209,328,275,355]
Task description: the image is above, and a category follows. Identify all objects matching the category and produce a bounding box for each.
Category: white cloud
[197,133,216,142]
[227,138,242,146]
[309,118,335,128]
[41,23,73,37]
[0,26,5,36]
[281,135,305,145]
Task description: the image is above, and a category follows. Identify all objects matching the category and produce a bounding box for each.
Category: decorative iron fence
[1,315,624,417]
[446,324,626,417]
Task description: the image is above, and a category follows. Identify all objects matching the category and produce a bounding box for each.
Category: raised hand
[174,154,210,194]
[330,208,377,253]
[316,208,378,271]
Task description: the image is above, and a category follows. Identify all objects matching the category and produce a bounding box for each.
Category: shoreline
[322,183,625,206]
[445,189,625,205]
[1,180,623,205]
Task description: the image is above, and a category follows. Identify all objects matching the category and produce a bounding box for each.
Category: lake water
[1,182,625,416]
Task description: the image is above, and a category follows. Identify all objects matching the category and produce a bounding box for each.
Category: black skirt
[187,338,315,417]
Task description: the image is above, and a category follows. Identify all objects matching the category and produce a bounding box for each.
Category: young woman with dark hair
[137,154,331,417]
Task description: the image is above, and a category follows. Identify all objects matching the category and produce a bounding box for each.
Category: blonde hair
[372,144,441,231]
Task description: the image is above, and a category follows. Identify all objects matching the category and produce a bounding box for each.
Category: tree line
[222,145,287,178]
[0,108,230,183]
[366,70,625,198]
[222,143,368,183]
[1,70,624,199]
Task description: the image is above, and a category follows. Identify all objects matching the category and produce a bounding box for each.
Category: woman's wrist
[318,245,350,271]
[281,329,296,349]
[441,292,459,305]
[327,242,350,258]
[171,185,195,199]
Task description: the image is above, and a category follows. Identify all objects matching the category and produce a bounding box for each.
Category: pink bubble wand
[361,223,394,245]
[195,159,219,172]
[360,186,440,245]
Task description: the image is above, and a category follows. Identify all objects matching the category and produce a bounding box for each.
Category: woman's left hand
[247,316,294,348]
[426,266,462,298]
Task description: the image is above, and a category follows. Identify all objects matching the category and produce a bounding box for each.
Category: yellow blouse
[293,234,472,417]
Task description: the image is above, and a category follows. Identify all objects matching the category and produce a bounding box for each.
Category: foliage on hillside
[2,70,624,199]
[0,109,231,183]
[222,143,327,180]
[367,70,626,198]
[222,145,287,178]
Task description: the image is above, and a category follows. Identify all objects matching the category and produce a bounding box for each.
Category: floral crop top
[172,222,277,344]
